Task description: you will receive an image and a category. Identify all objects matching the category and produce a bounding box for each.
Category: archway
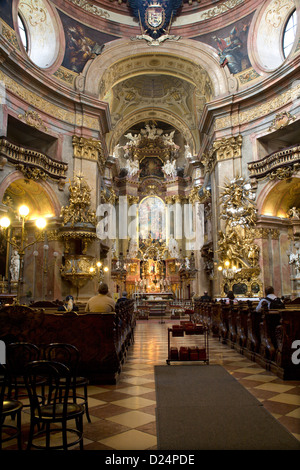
[258,177,300,218]
[1,177,58,220]
[81,39,230,156]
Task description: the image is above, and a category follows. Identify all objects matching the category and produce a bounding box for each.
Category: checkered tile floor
[3,319,300,450]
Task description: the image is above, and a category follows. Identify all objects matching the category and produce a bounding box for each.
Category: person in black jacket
[116,291,128,305]
[200,291,211,301]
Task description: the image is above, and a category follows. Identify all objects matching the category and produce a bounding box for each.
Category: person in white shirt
[256,286,277,312]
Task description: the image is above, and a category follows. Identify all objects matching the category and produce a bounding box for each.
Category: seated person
[116,291,128,305]
[200,291,211,301]
[57,295,79,312]
[225,290,238,304]
[85,283,115,313]
[256,286,284,311]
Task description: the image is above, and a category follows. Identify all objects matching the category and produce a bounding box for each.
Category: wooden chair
[0,364,23,450]
[44,343,91,422]
[6,342,43,405]
[24,360,84,450]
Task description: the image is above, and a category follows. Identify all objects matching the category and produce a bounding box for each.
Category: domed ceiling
[45,0,256,155]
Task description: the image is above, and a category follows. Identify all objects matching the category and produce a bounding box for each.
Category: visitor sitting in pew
[200,291,211,301]
[256,286,285,311]
[85,283,115,313]
[57,295,79,312]
[116,291,128,305]
[225,290,238,304]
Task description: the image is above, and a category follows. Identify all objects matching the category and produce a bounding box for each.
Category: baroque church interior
[0,0,300,452]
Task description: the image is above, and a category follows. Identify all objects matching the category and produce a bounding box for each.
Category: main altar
[103,122,198,300]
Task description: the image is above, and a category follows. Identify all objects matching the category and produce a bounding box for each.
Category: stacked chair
[24,360,84,450]
[1,341,89,450]
[44,343,91,423]
[0,364,23,450]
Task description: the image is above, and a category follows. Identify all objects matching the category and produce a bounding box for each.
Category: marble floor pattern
[2,318,300,450]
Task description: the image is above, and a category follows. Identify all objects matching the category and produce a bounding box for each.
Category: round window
[15,0,64,71]
[248,0,298,74]
[283,9,298,59]
[17,13,28,52]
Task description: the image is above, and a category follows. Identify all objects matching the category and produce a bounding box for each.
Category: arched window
[17,13,28,53]
[283,9,297,59]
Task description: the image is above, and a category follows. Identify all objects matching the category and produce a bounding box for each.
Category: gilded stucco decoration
[101,54,213,154]
[19,0,47,27]
[268,111,296,131]
[72,136,106,172]
[109,76,200,134]
[18,110,48,132]
[216,83,300,130]
[265,0,294,29]
[65,0,245,22]
[59,174,97,288]
[201,135,242,174]
[217,176,262,296]
[0,71,99,130]
[66,0,110,19]
[60,174,96,228]
[100,187,118,205]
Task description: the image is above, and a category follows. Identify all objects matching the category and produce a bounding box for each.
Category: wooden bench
[0,301,135,384]
[193,299,300,380]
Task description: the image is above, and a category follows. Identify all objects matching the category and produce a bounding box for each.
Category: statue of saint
[125,158,139,176]
[128,238,138,258]
[10,250,20,282]
[168,235,179,258]
[162,159,177,178]
[184,144,193,161]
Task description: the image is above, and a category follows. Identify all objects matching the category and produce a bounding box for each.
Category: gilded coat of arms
[145,3,165,31]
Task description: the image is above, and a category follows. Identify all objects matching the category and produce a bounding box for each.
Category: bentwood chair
[0,364,23,450]
[24,360,84,450]
[6,342,42,404]
[44,343,91,422]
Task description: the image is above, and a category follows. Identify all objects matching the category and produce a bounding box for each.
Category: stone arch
[108,108,195,156]
[0,172,61,219]
[256,176,300,217]
[81,38,231,99]
[79,38,230,155]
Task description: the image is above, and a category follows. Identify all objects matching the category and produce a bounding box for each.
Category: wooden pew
[246,307,263,358]
[0,302,135,384]
[259,308,281,363]
[275,310,300,380]
[228,304,239,345]
[236,302,250,350]
[193,299,300,379]
[219,303,231,342]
